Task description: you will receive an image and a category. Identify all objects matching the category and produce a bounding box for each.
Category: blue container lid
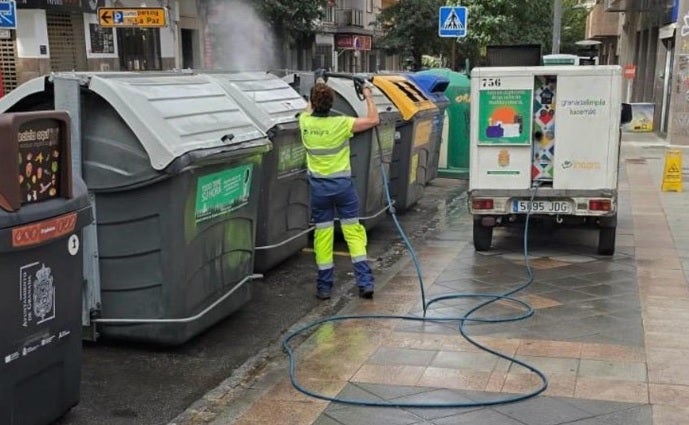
[407,73,450,103]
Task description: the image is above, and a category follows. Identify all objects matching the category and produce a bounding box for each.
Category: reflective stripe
[315,221,335,229]
[318,263,334,270]
[314,226,334,269]
[310,170,351,178]
[351,255,368,263]
[341,221,367,259]
[305,140,349,156]
[340,218,359,225]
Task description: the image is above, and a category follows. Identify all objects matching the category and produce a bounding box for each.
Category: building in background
[0,0,402,95]
[584,1,621,64]
[314,0,401,73]
[584,0,677,136]
[1,0,202,93]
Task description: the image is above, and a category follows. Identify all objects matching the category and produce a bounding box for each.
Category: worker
[299,79,380,300]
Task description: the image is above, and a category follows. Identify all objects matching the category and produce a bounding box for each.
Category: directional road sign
[438,6,467,38]
[0,0,17,30]
[98,7,167,28]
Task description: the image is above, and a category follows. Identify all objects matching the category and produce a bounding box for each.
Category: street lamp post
[552,0,563,54]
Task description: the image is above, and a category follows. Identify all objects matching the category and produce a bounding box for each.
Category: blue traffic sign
[114,11,123,24]
[0,0,16,30]
[438,6,467,38]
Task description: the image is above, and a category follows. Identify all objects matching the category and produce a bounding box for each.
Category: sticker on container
[195,164,253,223]
[409,154,419,184]
[68,234,80,256]
[12,212,77,248]
[413,119,433,148]
[277,142,306,177]
[376,124,396,156]
[17,119,63,204]
[19,262,56,327]
[478,89,533,145]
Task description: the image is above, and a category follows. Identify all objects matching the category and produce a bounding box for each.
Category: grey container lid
[275,71,399,119]
[0,76,48,110]
[326,76,399,118]
[0,72,270,171]
[87,73,269,170]
[202,71,307,133]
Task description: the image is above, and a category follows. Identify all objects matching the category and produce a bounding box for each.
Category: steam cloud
[204,0,278,71]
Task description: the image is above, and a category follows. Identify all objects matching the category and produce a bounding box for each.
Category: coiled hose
[282,123,547,408]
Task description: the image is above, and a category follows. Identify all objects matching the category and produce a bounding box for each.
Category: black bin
[0,111,92,425]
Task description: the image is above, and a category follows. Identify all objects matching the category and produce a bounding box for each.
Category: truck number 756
[481,78,501,88]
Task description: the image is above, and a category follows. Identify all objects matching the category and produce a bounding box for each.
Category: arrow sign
[98,7,167,28]
[100,9,111,24]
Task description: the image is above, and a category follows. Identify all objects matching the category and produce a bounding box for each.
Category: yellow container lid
[371,75,438,121]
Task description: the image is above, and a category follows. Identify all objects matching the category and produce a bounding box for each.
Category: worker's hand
[362,85,373,99]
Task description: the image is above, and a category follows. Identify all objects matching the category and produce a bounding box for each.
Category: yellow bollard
[661,149,683,192]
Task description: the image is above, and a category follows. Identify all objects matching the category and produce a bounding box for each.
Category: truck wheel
[473,221,493,251]
[598,227,616,256]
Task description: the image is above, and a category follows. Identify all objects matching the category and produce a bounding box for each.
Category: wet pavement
[172,133,689,425]
[54,177,465,425]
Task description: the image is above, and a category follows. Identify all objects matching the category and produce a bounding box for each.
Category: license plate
[512,200,571,213]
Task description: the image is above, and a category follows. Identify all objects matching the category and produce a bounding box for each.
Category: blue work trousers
[310,176,374,293]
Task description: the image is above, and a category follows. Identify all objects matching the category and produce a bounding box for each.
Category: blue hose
[282,126,547,408]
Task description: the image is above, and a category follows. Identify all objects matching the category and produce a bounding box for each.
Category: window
[324,5,335,23]
[367,0,373,13]
[117,28,162,71]
[314,44,333,70]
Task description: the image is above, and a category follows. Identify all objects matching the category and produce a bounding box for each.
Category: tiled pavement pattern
[199,136,689,425]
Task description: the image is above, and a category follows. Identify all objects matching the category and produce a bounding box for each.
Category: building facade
[0,0,399,95]
[313,0,401,73]
[587,0,678,136]
[1,0,203,93]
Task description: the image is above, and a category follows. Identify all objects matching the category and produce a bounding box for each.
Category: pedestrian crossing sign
[439,6,467,38]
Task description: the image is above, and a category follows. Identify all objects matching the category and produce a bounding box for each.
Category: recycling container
[417,69,471,178]
[205,71,310,273]
[277,71,400,230]
[0,73,273,345]
[0,111,92,425]
[408,72,450,184]
[372,75,439,211]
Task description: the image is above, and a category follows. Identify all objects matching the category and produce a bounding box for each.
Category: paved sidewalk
[176,133,689,425]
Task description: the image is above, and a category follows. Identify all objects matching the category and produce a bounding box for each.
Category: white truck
[468,65,631,255]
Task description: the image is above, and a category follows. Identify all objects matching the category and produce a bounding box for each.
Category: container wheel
[598,226,616,256]
[473,220,493,251]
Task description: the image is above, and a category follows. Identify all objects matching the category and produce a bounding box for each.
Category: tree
[446,0,553,68]
[256,0,327,46]
[253,0,328,67]
[376,0,447,71]
[560,0,588,55]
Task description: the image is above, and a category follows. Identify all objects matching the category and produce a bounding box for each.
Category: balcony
[586,3,620,38]
[336,8,364,27]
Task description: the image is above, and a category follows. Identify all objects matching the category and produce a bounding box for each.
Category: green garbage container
[205,71,310,273]
[0,73,272,345]
[282,71,400,230]
[408,72,450,184]
[418,69,471,178]
[0,111,92,425]
[372,75,439,211]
